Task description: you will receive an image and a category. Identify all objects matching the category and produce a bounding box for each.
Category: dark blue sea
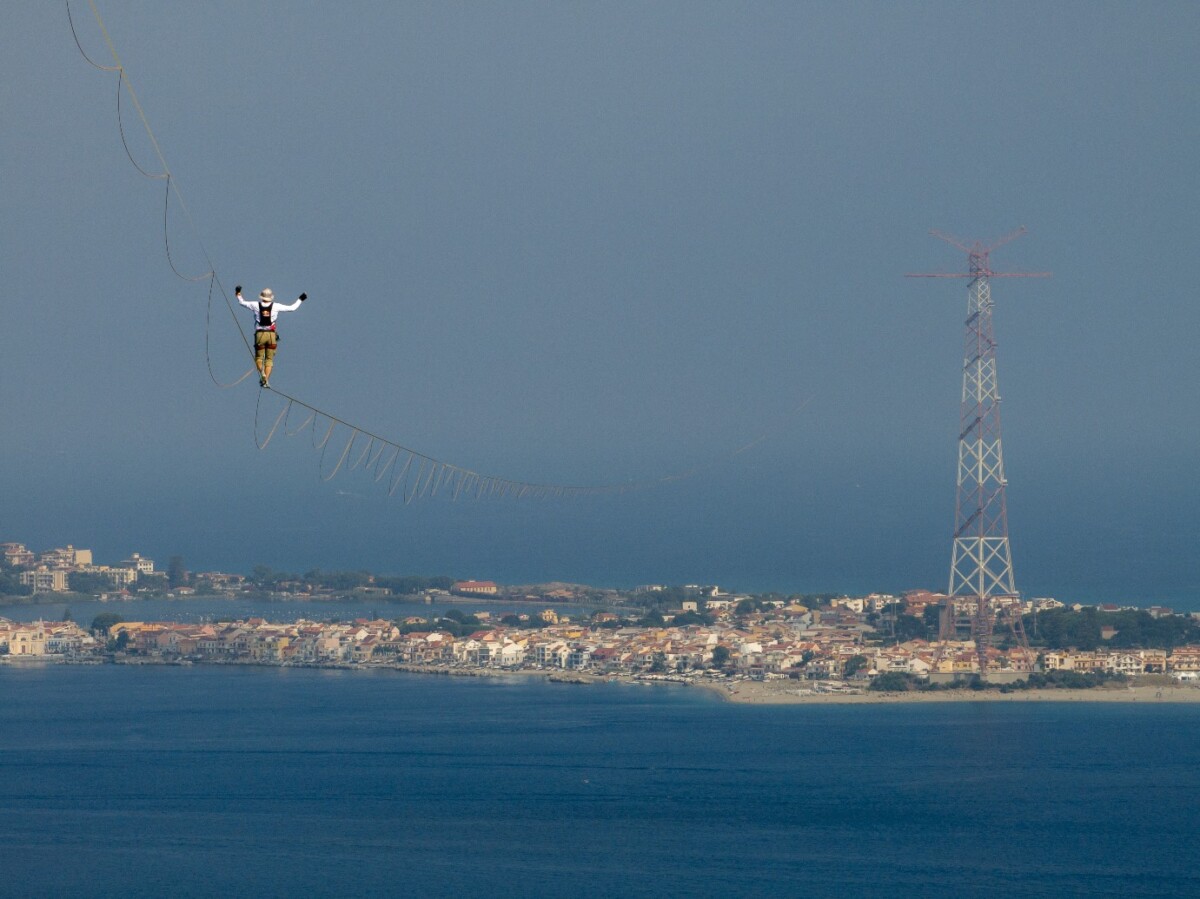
[2,665,1198,898]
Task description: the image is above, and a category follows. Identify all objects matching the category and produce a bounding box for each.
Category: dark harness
[257,302,276,331]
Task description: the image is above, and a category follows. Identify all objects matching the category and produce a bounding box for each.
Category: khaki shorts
[254,329,278,361]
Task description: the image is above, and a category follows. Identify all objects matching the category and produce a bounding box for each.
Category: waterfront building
[119,553,155,576]
[18,567,69,593]
[1167,647,1200,675]
[0,543,35,568]
[38,545,93,569]
[452,580,498,596]
[195,572,246,589]
[8,622,47,655]
[79,565,138,587]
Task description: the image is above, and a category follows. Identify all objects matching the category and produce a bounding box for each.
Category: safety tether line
[69,0,801,502]
[312,418,337,452]
[388,454,416,498]
[374,447,400,484]
[286,410,317,438]
[253,391,291,451]
[320,429,359,482]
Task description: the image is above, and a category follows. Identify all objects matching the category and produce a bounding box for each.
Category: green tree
[893,614,929,642]
[711,645,732,668]
[1105,610,1200,650]
[442,610,482,629]
[0,569,32,597]
[869,671,912,692]
[250,566,296,589]
[301,569,371,591]
[641,586,689,610]
[1027,669,1122,690]
[91,613,124,635]
[68,571,113,595]
[638,609,665,627]
[843,654,870,677]
[135,573,168,594]
[373,574,457,596]
[1023,608,1103,650]
[798,593,838,607]
[167,555,187,589]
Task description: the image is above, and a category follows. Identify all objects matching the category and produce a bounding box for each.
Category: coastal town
[5,540,1200,696]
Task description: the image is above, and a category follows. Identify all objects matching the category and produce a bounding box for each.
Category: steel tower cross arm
[906,226,1052,279]
[928,229,979,257]
[932,226,1028,258]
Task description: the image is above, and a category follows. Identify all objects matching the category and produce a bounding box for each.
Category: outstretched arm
[274,292,307,313]
[234,284,256,311]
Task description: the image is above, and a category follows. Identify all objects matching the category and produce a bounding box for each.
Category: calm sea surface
[1,665,1198,898]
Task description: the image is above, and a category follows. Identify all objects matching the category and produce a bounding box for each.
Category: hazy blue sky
[3,2,1198,604]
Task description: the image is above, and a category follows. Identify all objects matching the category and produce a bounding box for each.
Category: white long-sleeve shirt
[237,293,303,330]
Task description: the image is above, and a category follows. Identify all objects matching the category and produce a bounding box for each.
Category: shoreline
[365,664,1200,704]
[359,667,1200,704]
[20,656,1200,704]
[691,678,1200,704]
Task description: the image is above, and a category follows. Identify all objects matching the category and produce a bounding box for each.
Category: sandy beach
[403,665,1200,705]
[316,664,1200,704]
[700,679,1200,705]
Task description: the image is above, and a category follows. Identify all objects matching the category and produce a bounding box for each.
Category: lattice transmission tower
[908,227,1049,677]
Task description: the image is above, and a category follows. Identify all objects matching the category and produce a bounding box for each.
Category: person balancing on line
[235,285,307,387]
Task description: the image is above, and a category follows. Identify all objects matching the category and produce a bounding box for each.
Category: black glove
[299,292,308,302]
[235,284,242,295]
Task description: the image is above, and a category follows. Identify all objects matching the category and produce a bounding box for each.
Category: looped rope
[286,409,316,437]
[66,0,118,71]
[319,428,359,482]
[253,392,291,450]
[164,180,211,281]
[117,75,166,180]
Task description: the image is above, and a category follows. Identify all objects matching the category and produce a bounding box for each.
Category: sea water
[1,664,1198,897]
